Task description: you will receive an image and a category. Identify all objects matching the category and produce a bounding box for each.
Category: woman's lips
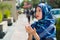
[36,15,39,18]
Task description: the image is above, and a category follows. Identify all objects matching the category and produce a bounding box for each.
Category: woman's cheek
[38,13,42,20]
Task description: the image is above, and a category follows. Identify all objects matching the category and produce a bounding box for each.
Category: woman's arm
[28,33,32,40]
[33,32,40,40]
[28,32,40,40]
[32,28,40,40]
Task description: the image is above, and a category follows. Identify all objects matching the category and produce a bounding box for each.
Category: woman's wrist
[33,33,40,40]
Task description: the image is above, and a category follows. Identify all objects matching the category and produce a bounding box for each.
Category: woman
[25,3,56,40]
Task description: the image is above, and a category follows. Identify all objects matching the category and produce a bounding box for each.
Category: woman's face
[36,7,42,20]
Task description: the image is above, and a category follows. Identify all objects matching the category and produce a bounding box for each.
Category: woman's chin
[36,18,42,20]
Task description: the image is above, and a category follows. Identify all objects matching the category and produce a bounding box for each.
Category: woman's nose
[35,13,39,17]
[36,12,39,15]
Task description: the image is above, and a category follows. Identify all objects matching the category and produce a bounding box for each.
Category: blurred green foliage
[0,3,12,23]
[47,0,60,8]
[20,0,60,8]
[56,18,60,40]
[31,0,40,7]
[4,9,11,19]
[20,0,40,8]
[0,11,3,23]
[0,3,12,10]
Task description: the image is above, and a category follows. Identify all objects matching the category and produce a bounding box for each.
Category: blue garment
[31,3,56,40]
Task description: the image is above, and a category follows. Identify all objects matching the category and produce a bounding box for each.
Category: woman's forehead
[36,7,41,10]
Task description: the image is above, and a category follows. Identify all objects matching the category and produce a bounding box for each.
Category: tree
[31,0,40,7]
[47,0,60,8]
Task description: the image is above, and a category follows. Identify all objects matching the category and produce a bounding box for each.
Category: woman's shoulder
[31,18,38,24]
[30,18,38,28]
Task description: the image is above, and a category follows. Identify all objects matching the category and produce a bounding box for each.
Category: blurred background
[0,0,60,40]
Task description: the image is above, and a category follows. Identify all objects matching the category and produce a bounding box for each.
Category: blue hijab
[37,3,55,24]
[31,3,56,40]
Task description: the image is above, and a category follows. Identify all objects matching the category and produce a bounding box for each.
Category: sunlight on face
[36,7,42,20]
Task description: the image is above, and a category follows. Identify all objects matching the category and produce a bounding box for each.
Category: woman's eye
[39,10,40,12]
[39,10,41,12]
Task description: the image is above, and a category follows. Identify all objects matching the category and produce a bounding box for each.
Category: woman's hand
[25,25,36,35]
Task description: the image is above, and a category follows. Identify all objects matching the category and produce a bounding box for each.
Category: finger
[25,26,29,32]
[25,26,34,34]
[34,28,36,31]
[25,26,31,30]
[28,26,33,30]
[25,26,29,30]
[25,26,30,31]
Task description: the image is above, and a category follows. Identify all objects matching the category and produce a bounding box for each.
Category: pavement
[1,14,30,40]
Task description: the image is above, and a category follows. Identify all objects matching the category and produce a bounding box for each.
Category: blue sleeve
[31,22,37,29]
